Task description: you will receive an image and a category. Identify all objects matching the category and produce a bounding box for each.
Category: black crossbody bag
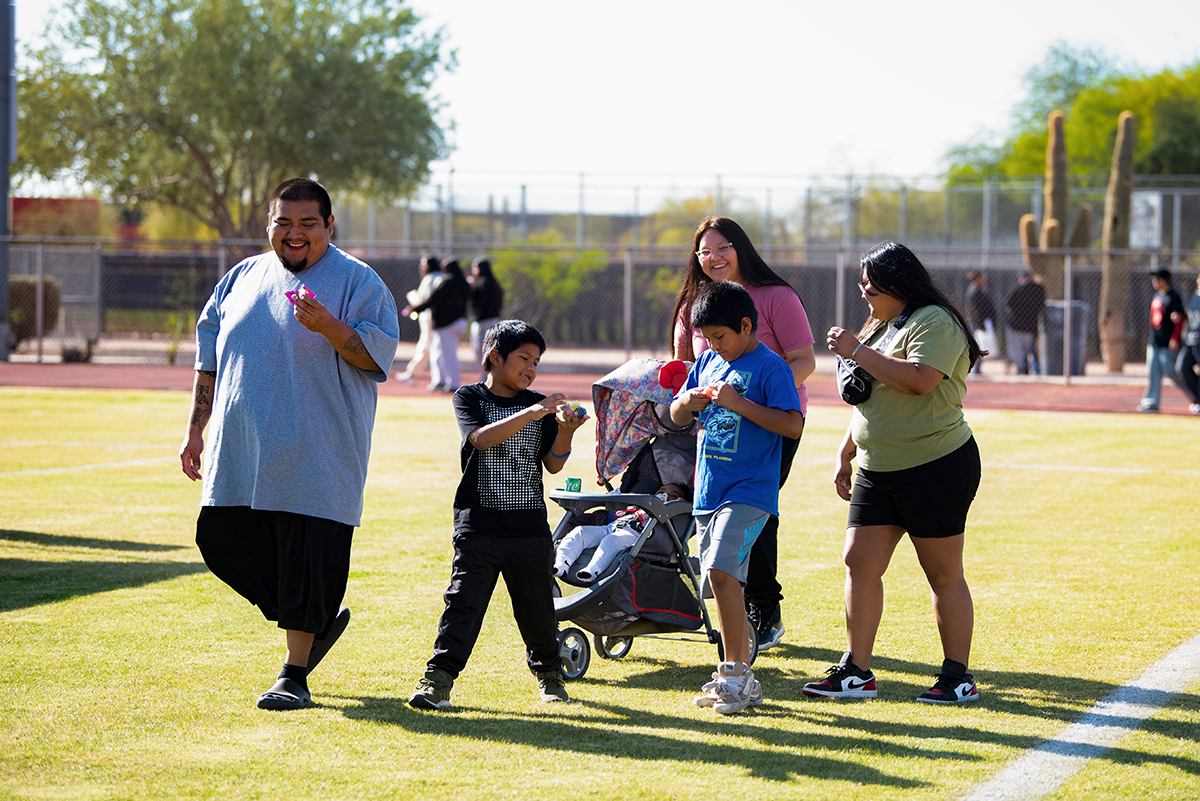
[836,306,915,405]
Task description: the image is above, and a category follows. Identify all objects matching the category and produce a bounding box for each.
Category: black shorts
[196,506,354,635]
[847,437,981,538]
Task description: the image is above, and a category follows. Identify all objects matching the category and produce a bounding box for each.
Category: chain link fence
[5,234,1198,380]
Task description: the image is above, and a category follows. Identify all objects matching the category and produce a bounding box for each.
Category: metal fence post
[1063,251,1073,387]
[623,249,633,360]
[1173,192,1182,271]
[835,251,846,330]
[35,238,43,363]
[577,172,585,247]
[93,243,102,340]
[519,185,527,243]
[982,177,993,268]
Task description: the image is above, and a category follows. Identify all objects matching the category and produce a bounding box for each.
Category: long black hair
[670,216,801,360]
[858,241,986,367]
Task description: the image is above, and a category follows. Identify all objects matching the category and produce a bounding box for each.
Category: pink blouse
[674,283,815,416]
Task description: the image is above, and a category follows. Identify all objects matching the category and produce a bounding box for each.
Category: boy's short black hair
[689,280,758,333]
[481,319,547,372]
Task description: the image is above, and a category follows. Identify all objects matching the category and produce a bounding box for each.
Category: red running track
[2,361,1196,416]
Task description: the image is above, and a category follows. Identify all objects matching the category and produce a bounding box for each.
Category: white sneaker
[693,670,723,707]
[706,661,763,715]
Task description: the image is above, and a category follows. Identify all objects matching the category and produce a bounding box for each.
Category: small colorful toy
[564,401,588,422]
[285,285,315,305]
[701,385,719,399]
[658,359,688,392]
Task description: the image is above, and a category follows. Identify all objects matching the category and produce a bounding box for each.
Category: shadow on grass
[330,693,933,786]
[0,557,207,613]
[1,528,188,552]
[597,642,1200,777]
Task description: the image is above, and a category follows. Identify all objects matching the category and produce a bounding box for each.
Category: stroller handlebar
[547,490,689,521]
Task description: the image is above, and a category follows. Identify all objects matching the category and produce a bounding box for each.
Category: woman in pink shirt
[671,216,816,651]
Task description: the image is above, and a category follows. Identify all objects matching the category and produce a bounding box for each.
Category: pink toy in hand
[285,285,315,305]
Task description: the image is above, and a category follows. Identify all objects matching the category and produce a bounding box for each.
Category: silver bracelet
[851,342,864,357]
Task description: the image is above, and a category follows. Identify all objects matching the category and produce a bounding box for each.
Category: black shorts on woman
[847,437,980,537]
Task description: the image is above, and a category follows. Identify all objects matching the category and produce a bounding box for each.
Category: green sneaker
[536,670,570,703]
[408,668,453,710]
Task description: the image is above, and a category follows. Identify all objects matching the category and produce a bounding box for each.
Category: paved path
[2,360,1197,416]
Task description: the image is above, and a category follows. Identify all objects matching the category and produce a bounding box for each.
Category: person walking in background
[1138,268,1196,413]
[179,177,399,711]
[965,271,996,375]
[1176,272,1200,415]
[468,257,504,381]
[809,241,984,705]
[395,254,444,386]
[670,217,815,652]
[405,257,470,393]
[1004,271,1045,375]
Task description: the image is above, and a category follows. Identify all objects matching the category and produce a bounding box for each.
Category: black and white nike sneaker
[802,652,877,699]
[916,661,979,704]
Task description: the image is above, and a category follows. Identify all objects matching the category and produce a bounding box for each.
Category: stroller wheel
[594,634,633,660]
[557,628,591,680]
[715,612,760,666]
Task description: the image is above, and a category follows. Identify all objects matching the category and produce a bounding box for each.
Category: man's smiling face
[268,199,333,273]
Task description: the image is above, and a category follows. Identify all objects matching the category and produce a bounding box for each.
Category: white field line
[0,457,174,477]
[985,462,1200,477]
[965,632,1200,801]
[792,456,1200,477]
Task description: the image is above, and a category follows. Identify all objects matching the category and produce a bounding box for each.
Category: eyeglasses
[696,243,735,261]
[857,281,879,297]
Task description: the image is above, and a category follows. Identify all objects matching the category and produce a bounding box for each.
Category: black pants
[744,433,801,609]
[1177,343,1200,404]
[428,532,562,678]
[195,506,353,636]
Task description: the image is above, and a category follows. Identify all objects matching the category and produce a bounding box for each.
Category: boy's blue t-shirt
[680,343,801,517]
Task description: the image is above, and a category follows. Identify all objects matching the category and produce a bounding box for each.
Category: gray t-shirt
[195,245,399,526]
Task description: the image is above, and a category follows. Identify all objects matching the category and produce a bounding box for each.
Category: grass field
[2,387,1199,800]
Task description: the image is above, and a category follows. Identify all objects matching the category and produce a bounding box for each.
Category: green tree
[491,230,608,341]
[18,0,451,239]
[944,41,1122,176]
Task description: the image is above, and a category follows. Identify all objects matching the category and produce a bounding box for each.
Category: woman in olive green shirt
[805,242,986,705]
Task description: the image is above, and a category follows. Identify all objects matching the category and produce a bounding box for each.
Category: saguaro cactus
[1098,111,1137,372]
[1018,111,1092,301]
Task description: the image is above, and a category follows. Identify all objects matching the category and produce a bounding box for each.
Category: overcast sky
[18,0,1200,211]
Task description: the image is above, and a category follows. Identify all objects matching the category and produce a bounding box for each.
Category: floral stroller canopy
[592,358,696,486]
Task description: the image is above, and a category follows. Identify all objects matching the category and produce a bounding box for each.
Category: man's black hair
[689,280,758,333]
[270,177,332,222]
[481,319,546,373]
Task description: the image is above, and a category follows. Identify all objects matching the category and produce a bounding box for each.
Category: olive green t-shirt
[851,304,973,472]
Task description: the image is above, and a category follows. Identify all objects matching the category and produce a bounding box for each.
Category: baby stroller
[549,358,760,680]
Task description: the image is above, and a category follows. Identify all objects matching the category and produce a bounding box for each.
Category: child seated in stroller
[553,482,691,582]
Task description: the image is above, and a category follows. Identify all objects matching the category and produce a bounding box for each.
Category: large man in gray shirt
[179,178,399,710]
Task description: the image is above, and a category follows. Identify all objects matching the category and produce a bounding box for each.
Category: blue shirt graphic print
[700,370,748,453]
[680,343,801,517]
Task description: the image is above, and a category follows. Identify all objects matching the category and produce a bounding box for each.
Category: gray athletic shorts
[696,503,770,597]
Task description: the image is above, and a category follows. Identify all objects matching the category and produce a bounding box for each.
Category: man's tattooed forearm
[343,333,368,355]
[190,372,216,426]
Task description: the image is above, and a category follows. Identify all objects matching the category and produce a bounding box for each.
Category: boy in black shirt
[409,320,589,709]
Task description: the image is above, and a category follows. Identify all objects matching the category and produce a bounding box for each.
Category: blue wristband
[551,448,571,459]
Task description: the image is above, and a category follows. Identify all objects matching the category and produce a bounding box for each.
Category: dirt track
[2,361,1196,416]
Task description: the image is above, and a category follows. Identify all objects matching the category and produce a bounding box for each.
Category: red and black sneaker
[802,653,877,699]
[916,662,979,704]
